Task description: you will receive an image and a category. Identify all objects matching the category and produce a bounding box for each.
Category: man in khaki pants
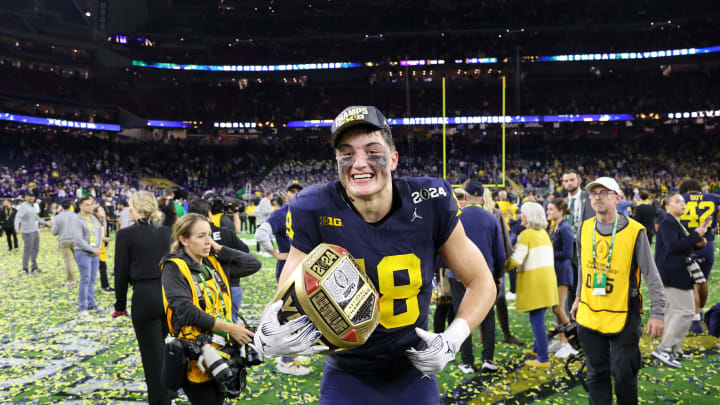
[51,200,77,287]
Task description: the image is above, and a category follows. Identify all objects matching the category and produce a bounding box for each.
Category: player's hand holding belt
[406,318,470,373]
[252,301,329,359]
[252,243,381,359]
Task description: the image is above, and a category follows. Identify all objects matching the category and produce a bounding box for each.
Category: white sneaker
[457,363,475,374]
[79,310,89,317]
[547,339,564,354]
[295,355,311,364]
[258,251,273,258]
[555,342,579,359]
[481,360,498,372]
[276,359,311,376]
[506,292,516,300]
[652,349,681,368]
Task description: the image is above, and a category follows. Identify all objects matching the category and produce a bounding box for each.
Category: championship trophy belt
[274,243,380,353]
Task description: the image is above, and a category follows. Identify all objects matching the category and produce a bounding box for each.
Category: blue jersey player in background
[679,179,720,334]
[252,106,497,404]
[254,180,310,375]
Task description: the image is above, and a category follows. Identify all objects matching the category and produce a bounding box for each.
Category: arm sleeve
[433,180,460,248]
[496,211,513,259]
[51,217,60,235]
[73,219,94,252]
[221,227,249,253]
[634,230,666,320]
[657,220,701,254]
[576,222,584,298]
[287,199,322,254]
[14,206,23,229]
[255,221,276,252]
[506,232,529,270]
[215,246,262,281]
[555,225,574,261]
[113,229,131,312]
[161,261,216,332]
[492,221,506,280]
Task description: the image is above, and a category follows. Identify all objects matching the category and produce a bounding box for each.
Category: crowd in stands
[2,122,718,206]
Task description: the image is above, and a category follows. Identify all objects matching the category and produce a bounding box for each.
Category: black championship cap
[286,180,303,191]
[464,181,484,197]
[330,106,391,148]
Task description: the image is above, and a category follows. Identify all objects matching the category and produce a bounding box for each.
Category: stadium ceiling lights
[0,112,121,132]
[147,120,193,128]
[535,45,720,62]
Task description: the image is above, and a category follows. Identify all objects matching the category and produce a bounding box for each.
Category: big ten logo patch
[320,216,343,227]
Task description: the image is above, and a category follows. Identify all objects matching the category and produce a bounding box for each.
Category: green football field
[0,231,718,404]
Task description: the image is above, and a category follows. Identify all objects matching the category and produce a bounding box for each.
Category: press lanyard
[674,217,690,236]
[592,215,618,272]
[83,214,96,245]
[198,264,228,317]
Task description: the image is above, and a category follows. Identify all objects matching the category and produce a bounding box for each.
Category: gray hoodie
[73,214,103,253]
[14,202,47,233]
[51,210,77,243]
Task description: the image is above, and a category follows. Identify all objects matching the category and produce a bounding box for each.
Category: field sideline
[0,231,718,404]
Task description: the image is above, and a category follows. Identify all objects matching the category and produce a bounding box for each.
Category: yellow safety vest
[211,213,224,228]
[576,217,645,334]
[161,255,233,383]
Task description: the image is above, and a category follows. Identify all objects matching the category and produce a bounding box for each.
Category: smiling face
[335,128,398,201]
[180,220,212,260]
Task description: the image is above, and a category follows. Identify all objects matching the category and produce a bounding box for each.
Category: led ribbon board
[132,60,361,72]
[0,112,121,131]
[286,114,635,127]
[147,120,193,128]
[536,45,720,62]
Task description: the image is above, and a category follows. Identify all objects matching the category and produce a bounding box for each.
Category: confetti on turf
[1,233,719,404]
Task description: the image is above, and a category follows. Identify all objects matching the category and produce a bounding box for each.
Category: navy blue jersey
[681,192,720,241]
[287,177,460,371]
[266,204,291,278]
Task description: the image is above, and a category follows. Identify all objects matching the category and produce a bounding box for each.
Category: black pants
[240,216,248,232]
[450,278,495,364]
[3,228,18,250]
[99,260,110,289]
[433,302,455,333]
[248,216,256,234]
[183,381,224,405]
[132,279,171,405]
[578,301,642,405]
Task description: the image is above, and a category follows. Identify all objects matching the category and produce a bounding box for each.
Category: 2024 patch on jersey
[287,177,460,370]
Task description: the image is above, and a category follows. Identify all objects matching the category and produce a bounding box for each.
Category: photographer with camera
[160,213,257,404]
[187,198,255,323]
[652,193,710,368]
[209,196,241,235]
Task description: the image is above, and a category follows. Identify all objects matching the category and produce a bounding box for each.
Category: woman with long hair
[113,191,171,405]
[161,213,256,405]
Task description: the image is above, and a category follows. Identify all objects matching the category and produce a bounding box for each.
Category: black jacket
[114,220,172,311]
[0,206,16,230]
[161,246,261,334]
[210,222,250,285]
[633,203,658,236]
[654,214,702,290]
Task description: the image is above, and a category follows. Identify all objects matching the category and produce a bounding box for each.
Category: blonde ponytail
[129,191,164,227]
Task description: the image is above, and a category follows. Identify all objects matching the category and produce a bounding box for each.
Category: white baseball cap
[585,177,623,196]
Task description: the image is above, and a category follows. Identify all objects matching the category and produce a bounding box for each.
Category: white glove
[406,318,470,374]
[251,300,329,359]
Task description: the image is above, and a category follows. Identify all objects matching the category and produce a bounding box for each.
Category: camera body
[221,196,243,214]
[685,254,706,284]
[166,331,262,399]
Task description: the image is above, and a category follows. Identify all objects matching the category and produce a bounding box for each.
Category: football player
[253,106,497,404]
[679,179,720,333]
